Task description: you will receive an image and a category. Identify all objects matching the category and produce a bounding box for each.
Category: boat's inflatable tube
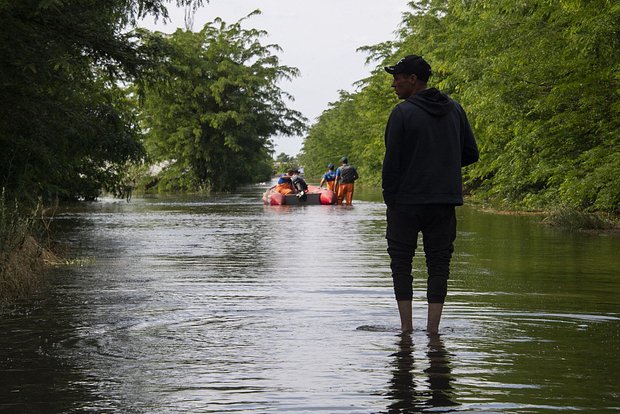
[268,192,286,206]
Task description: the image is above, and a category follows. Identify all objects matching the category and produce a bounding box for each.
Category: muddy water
[1,185,618,413]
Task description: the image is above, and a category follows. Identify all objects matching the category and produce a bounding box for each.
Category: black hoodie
[382,88,479,206]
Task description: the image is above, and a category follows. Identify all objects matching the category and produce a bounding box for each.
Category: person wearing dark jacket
[383,54,479,334]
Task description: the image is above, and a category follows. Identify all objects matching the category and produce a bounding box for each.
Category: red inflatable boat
[262,185,336,206]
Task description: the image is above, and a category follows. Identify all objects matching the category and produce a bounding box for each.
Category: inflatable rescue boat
[262,185,336,206]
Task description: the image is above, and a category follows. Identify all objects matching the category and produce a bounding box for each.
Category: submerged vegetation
[0,190,96,308]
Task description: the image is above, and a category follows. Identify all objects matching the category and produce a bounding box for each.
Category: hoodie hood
[405,88,453,116]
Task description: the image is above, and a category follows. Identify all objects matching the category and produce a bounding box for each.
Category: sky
[141,0,409,156]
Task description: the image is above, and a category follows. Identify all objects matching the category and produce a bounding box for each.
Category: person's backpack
[292,176,308,200]
[292,176,308,192]
[340,165,359,183]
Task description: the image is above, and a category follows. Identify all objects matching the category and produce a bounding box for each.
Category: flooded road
[1,184,619,413]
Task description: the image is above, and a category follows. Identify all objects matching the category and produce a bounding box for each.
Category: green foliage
[300,0,620,212]
[0,0,205,202]
[299,86,392,186]
[275,153,293,164]
[139,13,306,192]
[273,153,299,175]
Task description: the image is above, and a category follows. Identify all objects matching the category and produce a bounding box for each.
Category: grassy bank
[467,196,619,232]
[542,207,619,232]
[0,193,51,307]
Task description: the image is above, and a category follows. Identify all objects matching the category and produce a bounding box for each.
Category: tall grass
[543,207,615,230]
[0,190,45,306]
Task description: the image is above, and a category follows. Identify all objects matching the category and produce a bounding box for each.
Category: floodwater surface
[1,184,619,413]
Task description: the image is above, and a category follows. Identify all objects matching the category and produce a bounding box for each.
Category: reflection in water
[386,334,456,412]
[0,186,619,412]
[425,334,457,409]
[387,334,417,412]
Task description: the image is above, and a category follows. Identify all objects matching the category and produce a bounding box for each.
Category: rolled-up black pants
[386,204,456,303]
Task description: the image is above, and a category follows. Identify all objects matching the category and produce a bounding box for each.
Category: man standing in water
[335,156,359,205]
[382,55,479,333]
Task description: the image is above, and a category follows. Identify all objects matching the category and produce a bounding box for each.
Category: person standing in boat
[319,163,337,191]
[382,54,479,334]
[334,156,359,205]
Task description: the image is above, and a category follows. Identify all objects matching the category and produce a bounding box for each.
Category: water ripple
[1,187,619,412]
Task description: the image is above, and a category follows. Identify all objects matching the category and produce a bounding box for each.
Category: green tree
[301,0,620,212]
[435,0,620,211]
[139,13,306,192]
[0,0,203,201]
[273,153,300,175]
[275,153,292,164]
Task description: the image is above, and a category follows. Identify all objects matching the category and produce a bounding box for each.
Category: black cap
[340,156,348,164]
[384,55,432,82]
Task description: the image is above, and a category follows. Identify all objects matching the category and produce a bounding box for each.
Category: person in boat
[290,169,308,200]
[382,54,479,334]
[334,156,359,205]
[275,169,296,195]
[319,163,337,191]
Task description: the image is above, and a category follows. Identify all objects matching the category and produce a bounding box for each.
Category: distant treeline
[300,0,619,212]
[0,1,304,203]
